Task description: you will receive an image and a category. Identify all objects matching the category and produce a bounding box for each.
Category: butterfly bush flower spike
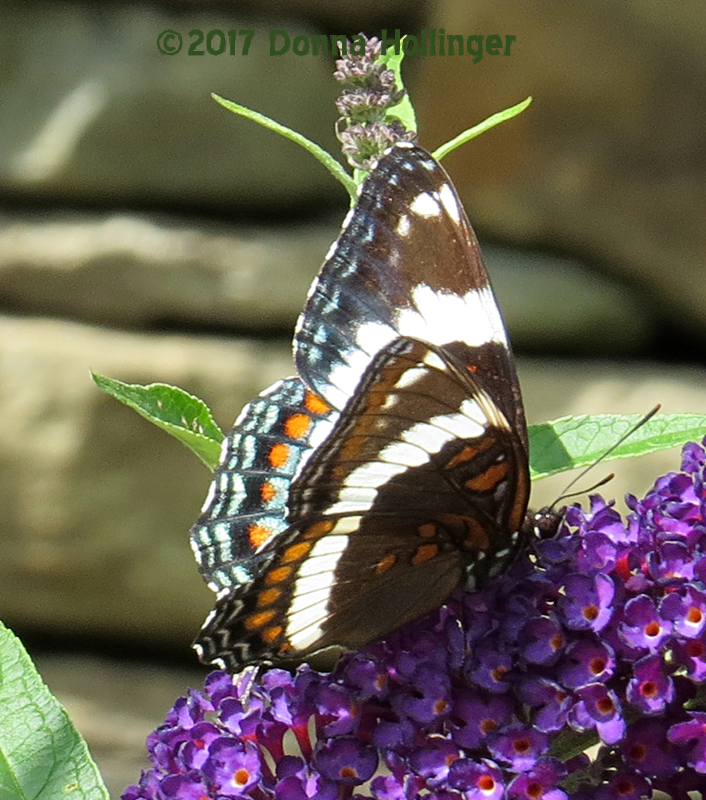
[334,35,415,170]
[126,439,706,799]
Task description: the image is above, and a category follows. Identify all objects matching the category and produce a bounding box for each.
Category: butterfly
[190,142,535,672]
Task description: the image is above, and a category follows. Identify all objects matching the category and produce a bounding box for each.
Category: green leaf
[0,621,109,800]
[529,411,706,481]
[432,96,532,162]
[92,373,224,470]
[210,93,356,201]
[379,41,417,135]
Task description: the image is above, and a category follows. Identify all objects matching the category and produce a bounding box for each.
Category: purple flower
[123,438,706,799]
[313,736,378,784]
[575,531,617,575]
[369,773,409,800]
[505,758,567,800]
[391,663,451,723]
[593,770,651,800]
[570,684,625,744]
[161,773,211,799]
[520,615,566,665]
[557,573,615,632]
[626,653,674,713]
[618,595,673,652]
[668,711,706,772]
[487,724,549,772]
[449,689,513,747]
[516,677,571,732]
[408,737,461,785]
[123,770,161,800]
[619,719,681,778]
[467,642,513,693]
[672,634,706,679]
[273,757,337,800]
[661,584,706,637]
[558,638,615,689]
[448,758,505,800]
[333,35,415,169]
[646,540,695,582]
[201,738,261,796]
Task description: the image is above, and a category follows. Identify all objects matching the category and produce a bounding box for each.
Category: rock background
[1,1,706,796]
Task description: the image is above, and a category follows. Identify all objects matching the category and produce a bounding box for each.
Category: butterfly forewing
[195,336,529,668]
[294,144,526,452]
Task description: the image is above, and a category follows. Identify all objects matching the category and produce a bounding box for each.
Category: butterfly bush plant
[124,438,706,800]
[3,34,706,800]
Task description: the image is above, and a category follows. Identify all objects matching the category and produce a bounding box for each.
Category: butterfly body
[191,143,531,671]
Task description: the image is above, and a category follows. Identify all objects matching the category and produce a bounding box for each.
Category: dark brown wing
[295,143,527,454]
[195,337,528,670]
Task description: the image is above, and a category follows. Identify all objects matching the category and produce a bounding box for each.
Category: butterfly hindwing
[195,337,529,669]
[289,337,527,535]
[190,377,337,594]
[197,517,465,670]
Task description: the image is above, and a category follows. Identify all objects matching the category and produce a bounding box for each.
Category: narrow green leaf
[0,621,109,800]
[211,93,356,201]
[432,96,532,162]
[529,411,706,481]
[92,373,224,470]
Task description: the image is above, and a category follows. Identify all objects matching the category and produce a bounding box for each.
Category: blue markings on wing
[189,376,337,594]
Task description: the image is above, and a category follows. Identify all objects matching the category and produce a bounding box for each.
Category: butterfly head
[522,506,567,543]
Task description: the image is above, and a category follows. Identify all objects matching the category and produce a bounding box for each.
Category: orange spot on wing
[304,390,330,415]
[412,544,439,565]
[285,413,311,439]
[265,566,292,585]
[260,482,277,503]
[303,521,335,539]
[257,588,281,607]
[262,625,284,644]
[245,609,275,630]
[418,523,437,539]
[248,523,273,548]
[268,442,290,468]
[445,436,495,470]
[375,553,397,574]
[281,541,312,564]
[464,462,508,492]
[445,444,477,469]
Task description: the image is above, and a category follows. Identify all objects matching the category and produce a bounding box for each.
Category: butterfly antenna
[555,472,615,505]
[549,404,661,510]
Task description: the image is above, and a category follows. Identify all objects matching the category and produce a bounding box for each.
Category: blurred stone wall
[2,0,706,658]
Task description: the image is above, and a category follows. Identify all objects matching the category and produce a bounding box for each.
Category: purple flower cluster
[333,35,416,170]
[124,440,706,800]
